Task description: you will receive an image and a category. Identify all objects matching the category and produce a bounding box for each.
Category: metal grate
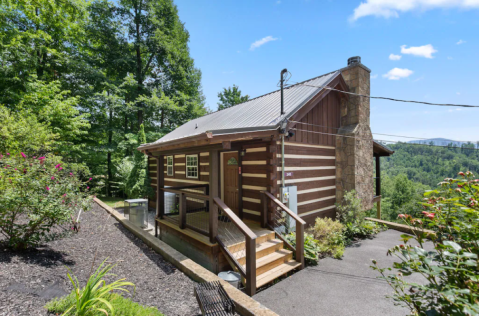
[194,281,235,316]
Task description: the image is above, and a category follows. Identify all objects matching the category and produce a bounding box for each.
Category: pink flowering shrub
[372,171,479,315]
[0,153,92,249]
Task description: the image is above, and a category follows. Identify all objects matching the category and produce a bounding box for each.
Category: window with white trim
[186,155,198,178]
[166,156,174,176]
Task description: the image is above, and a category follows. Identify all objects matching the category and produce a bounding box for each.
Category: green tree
[126,124,153,198]
[217,85,249,110]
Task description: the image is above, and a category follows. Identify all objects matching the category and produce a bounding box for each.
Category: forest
[0,0,207,196]
[372,142,479,221]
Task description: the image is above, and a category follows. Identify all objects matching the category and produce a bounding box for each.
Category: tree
[126,124,153,198]
[217,85,249,111]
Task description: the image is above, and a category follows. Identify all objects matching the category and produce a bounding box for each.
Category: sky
[174,0,479,143]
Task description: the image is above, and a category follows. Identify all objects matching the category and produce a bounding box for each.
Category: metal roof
[145,71,340,146]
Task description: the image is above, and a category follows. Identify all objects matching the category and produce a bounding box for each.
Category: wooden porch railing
[159,185,210,236]
[213,197,257,296]
[261,191,306,269]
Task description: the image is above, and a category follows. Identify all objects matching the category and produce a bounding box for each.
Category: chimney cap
[348,56,361,66]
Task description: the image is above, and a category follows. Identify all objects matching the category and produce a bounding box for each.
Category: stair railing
[213,197,257,296]
[261,191,306,269]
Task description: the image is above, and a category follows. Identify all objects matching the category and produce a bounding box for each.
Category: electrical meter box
[280,186,298,232]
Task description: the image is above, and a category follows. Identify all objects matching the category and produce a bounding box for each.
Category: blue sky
[174,0,479,143]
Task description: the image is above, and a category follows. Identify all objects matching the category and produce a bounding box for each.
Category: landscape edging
[366,217,436,239]
[93,198,278,316]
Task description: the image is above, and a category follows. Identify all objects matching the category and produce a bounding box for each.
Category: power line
[289,120,478,144]
[285,82,479,108]
[290,128,479,151]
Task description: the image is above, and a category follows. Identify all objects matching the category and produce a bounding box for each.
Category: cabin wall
[148,152,210,209]
[238,141,276,223]
[279,92,341,227]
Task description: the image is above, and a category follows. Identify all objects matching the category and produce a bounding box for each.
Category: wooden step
[236,239,283,265]
[250,249,293,276]
[226,231,275,253]
[256,260,302,288]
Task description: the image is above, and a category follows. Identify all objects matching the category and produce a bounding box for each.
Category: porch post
[375,155,381,219]
[209,149,219,243]
[156,155,164,237]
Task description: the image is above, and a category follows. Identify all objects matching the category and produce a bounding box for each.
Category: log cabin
[138,57,393,295]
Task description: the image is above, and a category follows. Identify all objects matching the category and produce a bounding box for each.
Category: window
[166,156,174,176]
[186,155,198,178]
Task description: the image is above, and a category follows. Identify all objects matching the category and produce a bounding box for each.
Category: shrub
[372,171,479,315]
[285,232,320,266]
[312,217,345,259]
[63,259,135,316]
[337,190,384,240]
[0,153,92,249]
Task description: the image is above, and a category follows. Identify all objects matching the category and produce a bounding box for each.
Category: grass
[46,292,164,316]
[98,196,126,208]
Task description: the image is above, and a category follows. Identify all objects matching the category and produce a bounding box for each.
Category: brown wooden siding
[149,152,210,209]
[287,92,340,146]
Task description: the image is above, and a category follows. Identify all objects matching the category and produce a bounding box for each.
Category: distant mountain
[408,138,475,147]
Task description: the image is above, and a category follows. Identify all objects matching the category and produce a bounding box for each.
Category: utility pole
[280,68,287,115]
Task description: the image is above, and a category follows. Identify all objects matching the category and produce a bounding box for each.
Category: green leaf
[443,241,462,253]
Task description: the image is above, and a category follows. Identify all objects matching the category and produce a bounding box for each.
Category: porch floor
[159,212,273,247]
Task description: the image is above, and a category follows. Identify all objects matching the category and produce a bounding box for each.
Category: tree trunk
[135,3,143,129]
[107,102,113,197]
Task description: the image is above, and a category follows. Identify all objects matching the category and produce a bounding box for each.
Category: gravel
[0,203,200,316]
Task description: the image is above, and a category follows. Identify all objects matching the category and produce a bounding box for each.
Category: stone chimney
[335,56,374,210]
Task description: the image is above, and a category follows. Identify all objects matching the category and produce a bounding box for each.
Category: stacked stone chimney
[335,57,374,210]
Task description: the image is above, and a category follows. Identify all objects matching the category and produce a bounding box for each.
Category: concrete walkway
[255,230,429,316]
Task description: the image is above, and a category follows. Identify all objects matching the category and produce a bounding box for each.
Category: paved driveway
[255,230,429,316]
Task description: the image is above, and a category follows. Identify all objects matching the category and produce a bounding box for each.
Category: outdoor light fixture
[240,150,246,157]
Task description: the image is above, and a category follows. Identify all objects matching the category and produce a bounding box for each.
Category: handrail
[261,191,306,270]
[213,197,257,296]
[262,191,306,226]
[161,187,209,201]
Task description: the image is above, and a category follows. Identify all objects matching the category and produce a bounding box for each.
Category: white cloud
[350,0,479,21]
[276,0,281,4]
[383,68,414,80]
[456,92,461,95]
[389,53,402,60]
[456,39,466,45]
[401,44,437,58]
[371,74,378,79]
[249,36,279,51]
[447,56,453,60]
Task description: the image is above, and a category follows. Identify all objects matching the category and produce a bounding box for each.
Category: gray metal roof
[145,70,340,146]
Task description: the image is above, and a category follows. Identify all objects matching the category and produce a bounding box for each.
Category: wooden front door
[223,152,239,214]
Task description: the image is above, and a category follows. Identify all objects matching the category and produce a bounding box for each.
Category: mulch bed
[0,203,200,316]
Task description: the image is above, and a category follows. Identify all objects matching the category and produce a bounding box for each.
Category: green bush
[0,153,92,249]
[285,232,320,266]
[125,124,153,199]
[372,171,479,315]
[337,190,384,240]
[311,217,345,259]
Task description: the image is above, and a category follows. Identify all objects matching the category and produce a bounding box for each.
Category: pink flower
[0,154,3,159]
[63,193,67,197]
[69,172,73,176]
[426,213,435,219]
[88,177,92,182]
[38,157,45,160]
[398,214,406,219]
[51,176,55,180]
[6,153,10,155]
[21,152,26,158]
[46,186,50,191]
[33,156,36,159]
[59,167,63,170]
[458,172,465,176]
[86,186,90,190]
[55,164,61,169]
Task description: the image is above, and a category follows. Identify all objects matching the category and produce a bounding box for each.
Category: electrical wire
[290,128,479,151]
[289,120,478,144]
[285,82,479,108]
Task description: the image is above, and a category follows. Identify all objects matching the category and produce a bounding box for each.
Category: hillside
[380,142,479,188]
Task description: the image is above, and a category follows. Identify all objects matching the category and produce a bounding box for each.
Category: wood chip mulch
[0,203,200,316]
